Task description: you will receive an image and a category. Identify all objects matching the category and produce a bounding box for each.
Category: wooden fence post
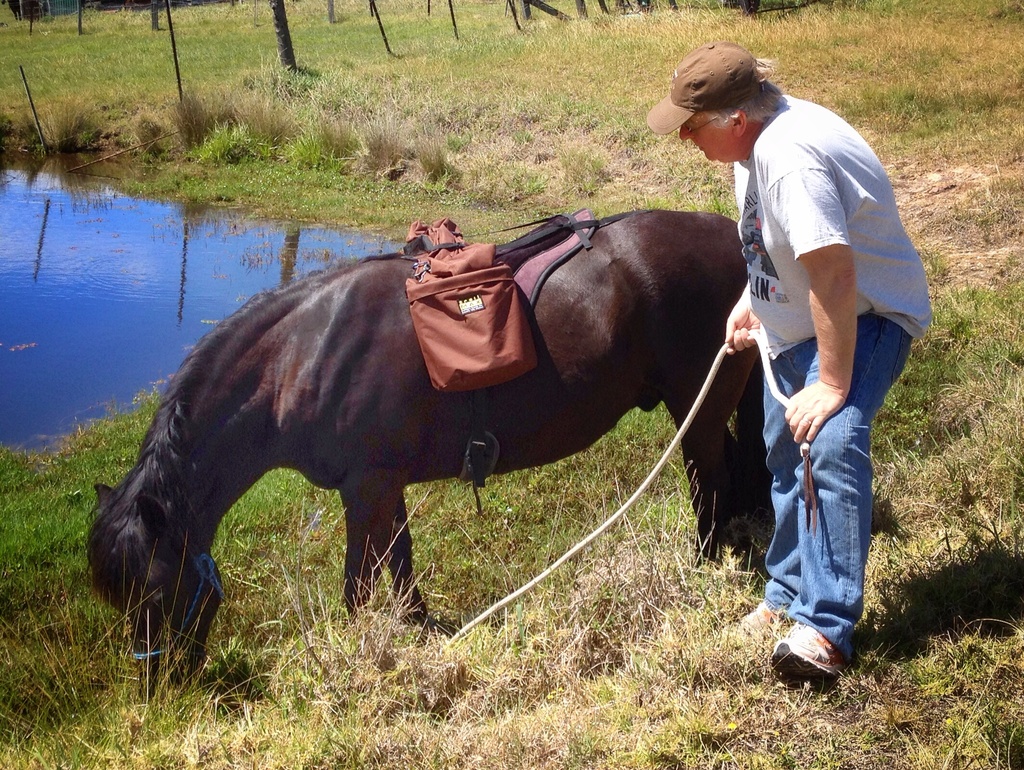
[164,0,184,101]
[447,0,458,39]
[525,0,569,20]
[505,0,521,29]
[19,66,48,153]
[368,0,394,56]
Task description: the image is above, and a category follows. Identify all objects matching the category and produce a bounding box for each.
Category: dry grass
[172,93,235,151]
[360,112,412,179]
[416,135,458,184]
[5,0,1022,237]
[37,97,99,153]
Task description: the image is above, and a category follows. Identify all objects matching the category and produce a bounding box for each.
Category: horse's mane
[161,254,406,423]
[152,256,401,481]
[89,254,400,606]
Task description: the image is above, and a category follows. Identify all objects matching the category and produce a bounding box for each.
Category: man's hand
[725,292,761,354]
[785,380,847,443]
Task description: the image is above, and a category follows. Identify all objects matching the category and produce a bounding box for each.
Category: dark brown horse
[88,209,766,678]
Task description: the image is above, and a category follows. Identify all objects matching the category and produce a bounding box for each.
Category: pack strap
[480,209,646,254]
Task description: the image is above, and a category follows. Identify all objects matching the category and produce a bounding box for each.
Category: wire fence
[5,0,817,23]
[41,0,79,15]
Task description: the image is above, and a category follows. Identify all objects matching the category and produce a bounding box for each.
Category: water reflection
[0,158,399,451]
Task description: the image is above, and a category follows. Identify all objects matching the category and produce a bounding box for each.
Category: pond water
[0,159,399,451]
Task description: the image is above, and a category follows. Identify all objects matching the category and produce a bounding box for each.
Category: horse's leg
[672,349,759,556]
[340,472,426,620]
[387,495,428,622]
[733,356,772,516]
[680,425,733,557]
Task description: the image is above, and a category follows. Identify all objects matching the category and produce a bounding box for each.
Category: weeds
[468,158,550,204]
[558,145,609,198]
[416,135,457,184]
[41,98,99,153]
[173,93,234,151]
[285,119,361,170]
[129,110,173,157]
[233,94,298,151]
[241,62,320,104]
[0,111,13,152]
[194,124,266,164]
[949,175,1024,248]
[360,113,409,179]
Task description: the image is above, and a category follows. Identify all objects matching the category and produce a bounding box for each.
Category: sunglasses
[681,113,721,134]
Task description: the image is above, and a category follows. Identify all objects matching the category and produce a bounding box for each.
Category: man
[647,41,931,681]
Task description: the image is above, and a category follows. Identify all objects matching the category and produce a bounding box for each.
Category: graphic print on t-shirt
[741,189,787,305]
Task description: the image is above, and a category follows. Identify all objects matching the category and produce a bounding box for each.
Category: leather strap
[802,444,818,535]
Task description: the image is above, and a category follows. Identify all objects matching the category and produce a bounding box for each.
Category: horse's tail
[732,356,772,516]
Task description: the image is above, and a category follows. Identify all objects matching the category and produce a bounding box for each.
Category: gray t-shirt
[734,96,931,355]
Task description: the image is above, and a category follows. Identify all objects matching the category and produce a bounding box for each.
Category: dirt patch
[890,159,1024,289]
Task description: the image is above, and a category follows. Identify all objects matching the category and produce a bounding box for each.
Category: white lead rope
[447,342,732,644]
[750,328,817,535]
[748,328,788,407]
[447,330,812,645]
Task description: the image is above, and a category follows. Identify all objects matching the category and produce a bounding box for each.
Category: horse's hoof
[408,612,458,638]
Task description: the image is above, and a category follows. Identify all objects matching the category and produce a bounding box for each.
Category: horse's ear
[136,494,167,537]
[94,483,113,507]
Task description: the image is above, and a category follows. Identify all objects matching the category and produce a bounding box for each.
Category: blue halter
[133,552,224,661]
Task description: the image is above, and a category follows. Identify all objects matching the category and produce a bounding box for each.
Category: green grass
[4,0,1023,231]
[2,0,1024,767]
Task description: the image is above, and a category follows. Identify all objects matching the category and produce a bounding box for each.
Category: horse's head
[89,482,223,686]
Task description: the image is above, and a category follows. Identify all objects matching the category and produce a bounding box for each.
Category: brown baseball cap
[647,41,762,135]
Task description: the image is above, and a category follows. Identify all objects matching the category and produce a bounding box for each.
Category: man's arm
[788,243,857,443]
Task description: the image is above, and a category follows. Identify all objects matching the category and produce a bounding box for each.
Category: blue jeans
[761,314,912,660]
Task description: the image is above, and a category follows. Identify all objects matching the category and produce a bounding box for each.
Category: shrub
[285,119,361,170]
[42,100,99,154]
[360,114,409,179]
[416,135,458,184]
[194,124,262,164]
[173,93,235,151]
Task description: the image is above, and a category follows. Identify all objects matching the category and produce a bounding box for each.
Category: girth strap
[460,389,500,513]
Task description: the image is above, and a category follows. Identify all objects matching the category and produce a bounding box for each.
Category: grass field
[2,0,1024,767]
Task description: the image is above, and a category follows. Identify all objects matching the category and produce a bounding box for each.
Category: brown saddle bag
[405,218,537,392]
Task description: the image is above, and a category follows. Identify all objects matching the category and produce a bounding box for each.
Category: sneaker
[737,601,783,637]
[771,622,848,680]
